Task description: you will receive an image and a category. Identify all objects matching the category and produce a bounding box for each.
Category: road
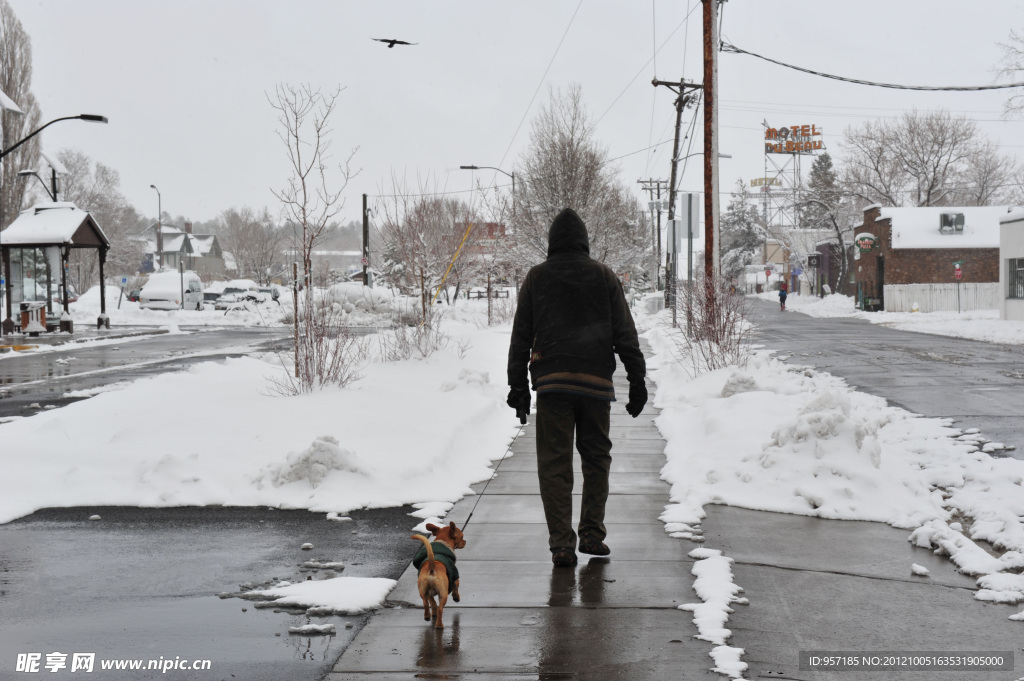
[0,324,417,681]
[0,326,291,418]
[748,298,1024,458]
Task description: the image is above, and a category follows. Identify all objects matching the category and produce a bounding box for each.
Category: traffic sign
[955,269,963,280]
[361,257,368,266]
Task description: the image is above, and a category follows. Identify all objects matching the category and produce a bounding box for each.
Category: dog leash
[460,418,528,531]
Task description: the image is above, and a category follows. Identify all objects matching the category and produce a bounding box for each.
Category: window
[1010,258,1024,300]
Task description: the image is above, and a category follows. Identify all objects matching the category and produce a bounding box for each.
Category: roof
[161,234,192,253]
[2,202,109,248]
[877,206,1007,249]
[1000,209,1024,227]
[190,234,218,256]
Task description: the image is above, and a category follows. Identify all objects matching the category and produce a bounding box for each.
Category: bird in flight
[372,38,417,48]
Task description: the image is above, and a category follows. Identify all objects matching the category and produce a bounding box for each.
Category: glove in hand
[507,385,531,424]
[625,381,647,418]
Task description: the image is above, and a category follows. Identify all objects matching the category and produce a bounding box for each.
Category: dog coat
[412,540,459,582]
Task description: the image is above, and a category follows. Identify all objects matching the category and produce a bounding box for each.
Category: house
[189,234,226,279]
[1000,209,1024,321]
[140,222,225,277]
[853,205,1005,312]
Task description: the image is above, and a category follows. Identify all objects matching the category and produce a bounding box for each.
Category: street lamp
[459,165,516,218]
[150,185,162,271]
[0,108,107,334]
[17,170,54,201]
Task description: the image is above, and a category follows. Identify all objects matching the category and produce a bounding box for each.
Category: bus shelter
[1,202,110,335]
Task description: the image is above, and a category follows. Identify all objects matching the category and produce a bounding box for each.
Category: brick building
[853,205,1004,312]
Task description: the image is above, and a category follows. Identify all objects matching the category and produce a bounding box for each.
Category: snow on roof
[1000,208,1024,227]
[161,234,190,253]
[878,206,1006,250]
[2,202,109,246]
[190,234,217,256]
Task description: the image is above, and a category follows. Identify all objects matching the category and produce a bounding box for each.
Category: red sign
[955,269,963,280]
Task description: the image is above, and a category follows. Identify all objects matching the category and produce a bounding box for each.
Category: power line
[496,0,584,171]
[722,41,1024,92]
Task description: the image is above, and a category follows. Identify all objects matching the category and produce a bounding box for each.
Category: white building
[999,209,1024,321]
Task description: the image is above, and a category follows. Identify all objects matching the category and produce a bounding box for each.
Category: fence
[883,283,999,313]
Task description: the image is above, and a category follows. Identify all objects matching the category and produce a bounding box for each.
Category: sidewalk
[329,340,712,680]
[329,339,1022,681]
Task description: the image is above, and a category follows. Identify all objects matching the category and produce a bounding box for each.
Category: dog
[410,521,466,629]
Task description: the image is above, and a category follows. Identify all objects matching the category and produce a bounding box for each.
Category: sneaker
[551,547,578,567]
[578,536,610,556]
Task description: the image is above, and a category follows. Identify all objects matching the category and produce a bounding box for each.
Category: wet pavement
[0,326,290,418]
[0,506,418,681]
[328,335,1023,681]
[749,298,1024,458]
[329,353,712,680]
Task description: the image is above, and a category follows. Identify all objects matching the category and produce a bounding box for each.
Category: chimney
[185,221,193,234]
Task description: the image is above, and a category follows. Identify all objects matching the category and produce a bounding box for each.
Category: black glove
[507,385,531,424]
[625,381,647,418]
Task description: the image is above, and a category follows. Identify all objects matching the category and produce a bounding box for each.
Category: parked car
[139,271,205,311]
[214,279,265,310]
[202,291,221,309]
[127,289,142,302]
[258,285,280,302]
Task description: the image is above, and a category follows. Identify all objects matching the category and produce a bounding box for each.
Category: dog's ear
[425,523,441,535]
[449,521,459,535]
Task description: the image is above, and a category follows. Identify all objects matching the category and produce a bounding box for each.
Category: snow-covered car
[258,285,280,302]
[213,279,266,310]
[139,271,204,311]
[202,291,221,308]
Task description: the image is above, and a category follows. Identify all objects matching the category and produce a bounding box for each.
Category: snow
[247,577,398,615]
[4,291,1024,643]
[2,203,106,245]
[761,291,1024,346]
[880,205,1007,249]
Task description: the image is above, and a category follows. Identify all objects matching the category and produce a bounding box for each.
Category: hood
[546,208,590,258]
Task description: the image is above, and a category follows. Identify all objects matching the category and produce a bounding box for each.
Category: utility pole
[637,178,669,290]
[652,77,701,307]
[362,193,370,286]
[703,0,722,280]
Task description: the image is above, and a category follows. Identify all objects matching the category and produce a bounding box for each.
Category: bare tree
[511,84,650,274]
[0,0,41,229]
[997,28,1024,118]
[269,83,360,392]
[56,149,147,291]
[217,206,285,284]
[952,138,1019,206]
[377,175,484,307]
[269,84,357,289]
[841,110,992,207]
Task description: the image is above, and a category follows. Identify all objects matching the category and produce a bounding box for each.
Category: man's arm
[608,276,645,383]
[507,273,534,387]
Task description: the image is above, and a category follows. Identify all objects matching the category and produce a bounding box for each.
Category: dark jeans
[535,393,612,550]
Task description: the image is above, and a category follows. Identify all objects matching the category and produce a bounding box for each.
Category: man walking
[507,208,647,567]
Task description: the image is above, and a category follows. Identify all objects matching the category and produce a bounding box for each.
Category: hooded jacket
[507,208,645,399]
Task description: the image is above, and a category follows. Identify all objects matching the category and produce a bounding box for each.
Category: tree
[720,179,764,282]
[510,84,649,274]
[800,153,857,295]
[839,110,1010,207]
[57,149,148,291]
[377,176,483,307]
[0,0,42,229]
[269,84,357,289]
[217,206,285,284]
[997,28,1024,118]
[269,83,360,393]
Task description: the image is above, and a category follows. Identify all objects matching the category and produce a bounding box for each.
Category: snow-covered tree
[720,179,764,282]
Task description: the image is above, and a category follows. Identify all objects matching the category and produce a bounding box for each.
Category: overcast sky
[10,0,1024,228]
